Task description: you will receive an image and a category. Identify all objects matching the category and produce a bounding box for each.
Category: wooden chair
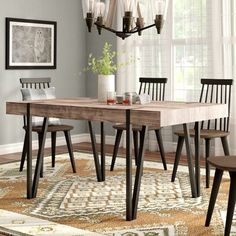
[110,77,168,171]
[19,77,76,175]
[205,156,236,236]
[171,79,233,188]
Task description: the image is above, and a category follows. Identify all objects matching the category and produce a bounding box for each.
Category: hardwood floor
[0,142,205,167]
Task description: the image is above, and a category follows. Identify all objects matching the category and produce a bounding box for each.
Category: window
[129,0,211,101]
[172,0,210,101]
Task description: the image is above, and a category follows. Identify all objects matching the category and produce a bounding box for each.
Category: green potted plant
[86,42,117,102]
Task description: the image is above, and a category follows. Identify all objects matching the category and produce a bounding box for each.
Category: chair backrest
[20,77,52,126]
[138,77,167,101]
[20,77,51,89]
[199,78,233,132]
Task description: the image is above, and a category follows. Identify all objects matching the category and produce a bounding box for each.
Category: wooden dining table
[6,98,228,221]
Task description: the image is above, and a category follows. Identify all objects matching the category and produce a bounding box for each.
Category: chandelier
[82,0,169,39]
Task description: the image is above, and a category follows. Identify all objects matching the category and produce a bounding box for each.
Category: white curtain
[220,0,236,154]
[116,0,236,154]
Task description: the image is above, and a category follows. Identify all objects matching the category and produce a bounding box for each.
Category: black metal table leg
[194,121,201,196]
[171,136,184,182]
[155,129,167,170]
[126,110,132,221]
[110,129,123,171]
[133,131,139,166]
[26,103,32,199]
[32,118,49,198]
[101,122,105,181]
[183,123,197,198]
[132,125,147,219]
[88,121,102,182]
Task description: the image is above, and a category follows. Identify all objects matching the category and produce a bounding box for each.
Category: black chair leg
[205,168,223,227]
[205,138,211,188]
[133,131,139,166]
[64,130,76,173]
[155,129,167,170]
[225,172,236,236]
[51,132,56,167]
[38,133,44,178]
[171,136,184,182]
[110,129,123,171]
[221,136,230,155]
[19,132,27,172]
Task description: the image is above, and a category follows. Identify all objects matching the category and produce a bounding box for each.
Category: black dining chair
[19,77,76,176]
[110,77,168,171]
[205,156,236,236]
[171,78,233,188]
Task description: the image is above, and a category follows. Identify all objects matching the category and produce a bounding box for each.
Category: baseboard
[0,134,88,155]
[0,133,116,156]
[93,134,116,145]
[148,139,175,152]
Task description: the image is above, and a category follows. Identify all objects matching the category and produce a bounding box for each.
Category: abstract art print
[6,18,57,69]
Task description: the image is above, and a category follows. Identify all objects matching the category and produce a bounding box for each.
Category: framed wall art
[6,17,57,69]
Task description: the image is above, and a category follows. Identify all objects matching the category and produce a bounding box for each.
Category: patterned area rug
[0,152,232,235]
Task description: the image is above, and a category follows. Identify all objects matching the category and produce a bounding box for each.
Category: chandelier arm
[94,22,118,34]
[94,22,156,35]
[131,23,156,33]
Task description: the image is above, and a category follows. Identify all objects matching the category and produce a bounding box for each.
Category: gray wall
[0,0,87,145]
[86,29,117,98]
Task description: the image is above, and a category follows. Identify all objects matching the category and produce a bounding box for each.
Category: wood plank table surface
[6,98,228,221]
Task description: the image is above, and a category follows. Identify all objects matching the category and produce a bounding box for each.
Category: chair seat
[174,129,229,139]
[113,123,160,131]
[208,156,236,172]
[23,124,73,133]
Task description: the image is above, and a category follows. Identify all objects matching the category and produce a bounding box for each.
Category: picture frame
[6,17,57,69]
